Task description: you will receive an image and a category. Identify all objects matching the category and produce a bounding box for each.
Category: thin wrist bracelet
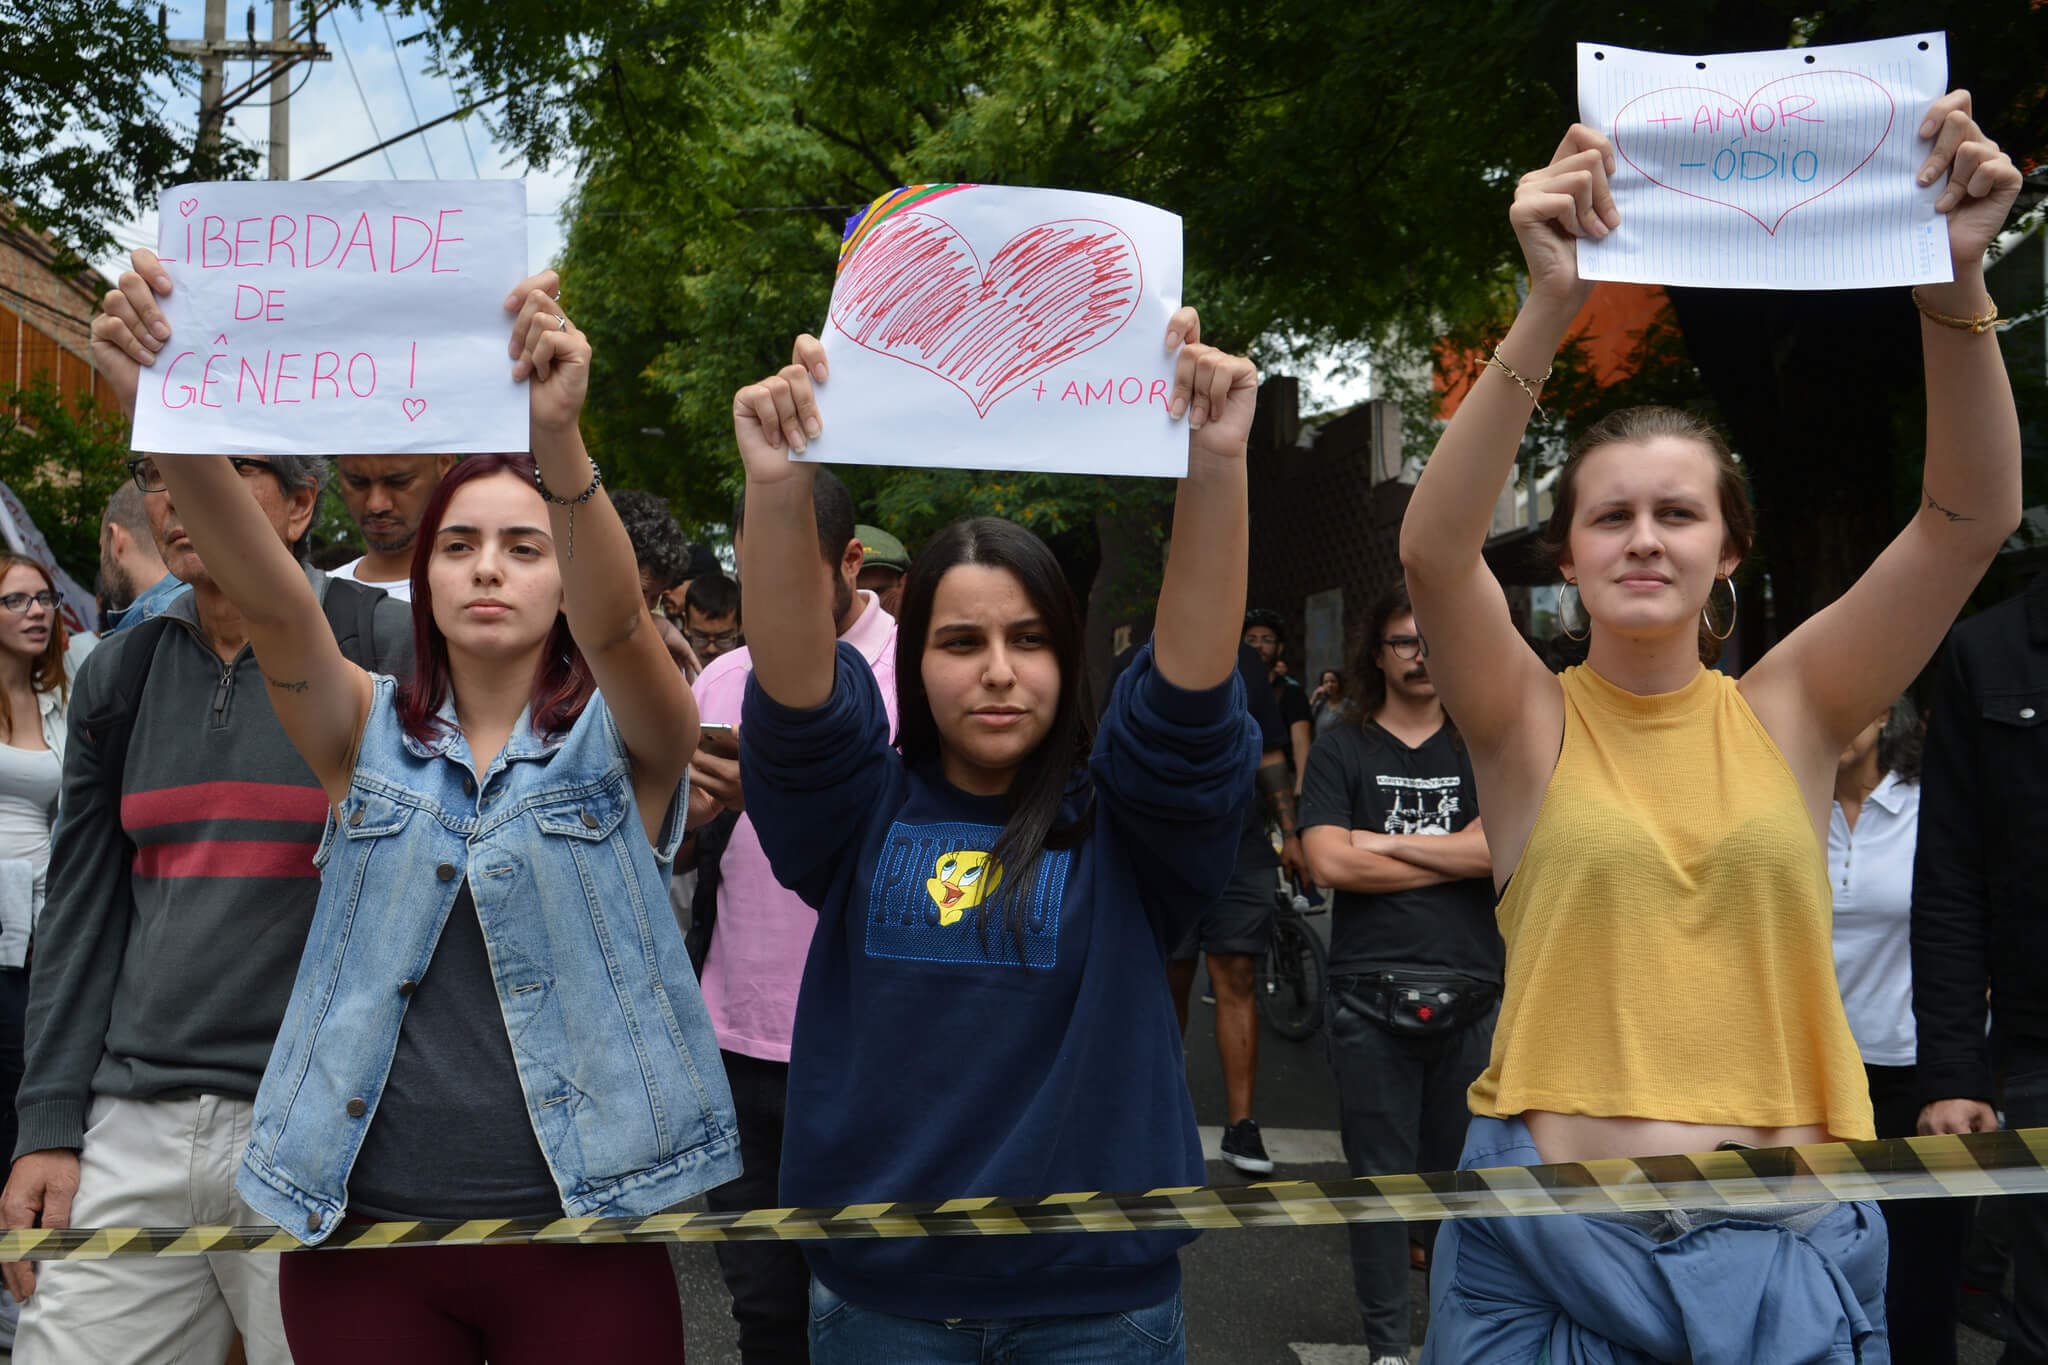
[534,459,603,559]
[1911,288,2000,334]
[1486,346,1555,421]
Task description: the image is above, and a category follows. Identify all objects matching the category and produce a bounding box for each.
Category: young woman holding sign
[96,263,739,1363]
[1400,94,2020,1361]
[730,310,1260,1362]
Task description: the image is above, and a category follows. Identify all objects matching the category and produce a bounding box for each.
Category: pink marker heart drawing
[829,213,1141,418]
[177,198,199,218]
[1612,71,1896,236]
[402,398,428,422]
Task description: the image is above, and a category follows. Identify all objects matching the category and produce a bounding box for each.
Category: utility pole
[268,0,293,178]
[168,0,330,178]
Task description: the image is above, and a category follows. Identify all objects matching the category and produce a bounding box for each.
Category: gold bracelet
[1911,288,2000,334]
[1486,347,1556,421]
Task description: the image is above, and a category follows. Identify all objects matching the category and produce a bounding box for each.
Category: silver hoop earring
[1558,581,1589,642]
[1703,576,1738,642]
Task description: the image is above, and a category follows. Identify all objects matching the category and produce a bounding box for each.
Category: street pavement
[666,949,2009,1363]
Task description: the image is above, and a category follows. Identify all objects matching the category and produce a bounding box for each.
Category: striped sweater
[15,567,411,1157]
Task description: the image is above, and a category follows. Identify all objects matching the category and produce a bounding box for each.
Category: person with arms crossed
[1300,582,1499,1365]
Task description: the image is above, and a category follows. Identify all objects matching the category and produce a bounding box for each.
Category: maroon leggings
[278,1239,685,1364]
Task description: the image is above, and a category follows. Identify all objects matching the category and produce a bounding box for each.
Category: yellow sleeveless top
[1466,664,1875,1140]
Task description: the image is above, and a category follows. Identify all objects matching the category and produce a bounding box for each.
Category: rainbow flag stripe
[838,184,977,272]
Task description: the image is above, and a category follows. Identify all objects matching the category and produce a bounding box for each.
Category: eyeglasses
[126,456,278,493]
[0,591,57,615]
[1381,634,1428,661]
[685,628,742,652]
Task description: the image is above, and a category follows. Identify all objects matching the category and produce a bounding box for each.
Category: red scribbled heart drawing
[1612,71,1895,236]
[402,398,428,422]
[177,198,199,217]
[829,213,1141,418]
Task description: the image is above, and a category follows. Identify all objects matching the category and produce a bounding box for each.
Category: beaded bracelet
[534,458,603,560]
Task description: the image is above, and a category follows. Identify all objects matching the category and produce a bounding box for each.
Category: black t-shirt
[347,883,562,1220]
[1298,720,1503,982]
[1273,676,1313,747]
[1236,646,1289,867]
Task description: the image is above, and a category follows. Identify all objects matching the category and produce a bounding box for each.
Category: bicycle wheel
[1257,915,1327,1041]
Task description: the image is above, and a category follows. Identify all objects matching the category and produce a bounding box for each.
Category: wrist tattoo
[264,674,310,694]
[1925,492,1976,523]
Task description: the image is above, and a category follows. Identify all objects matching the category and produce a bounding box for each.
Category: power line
[379,12,440,179]
[330,14,398,177]
[303,90,507,181]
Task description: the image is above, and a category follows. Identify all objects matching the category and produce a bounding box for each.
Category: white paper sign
[802,185,1187,478]
[1576,33,1951,290]
[130,180,529,455]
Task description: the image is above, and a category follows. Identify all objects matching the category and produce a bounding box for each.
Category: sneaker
[1370,1355,1409,1365]
[1219,1118,1275,1174]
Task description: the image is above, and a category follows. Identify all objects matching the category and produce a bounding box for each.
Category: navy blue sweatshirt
[741,641,1259,1319]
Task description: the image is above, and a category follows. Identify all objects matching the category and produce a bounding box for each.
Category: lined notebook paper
[1577,33,1950,290]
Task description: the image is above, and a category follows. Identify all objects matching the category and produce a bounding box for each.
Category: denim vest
[238,676,739,1243]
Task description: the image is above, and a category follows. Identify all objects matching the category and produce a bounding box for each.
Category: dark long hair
[395,453,595,745]
[1349,581,1414,724]
[1878,694,1923,784]
[894,518,1094,949]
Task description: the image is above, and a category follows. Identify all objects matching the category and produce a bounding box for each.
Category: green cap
[856,524,911,573]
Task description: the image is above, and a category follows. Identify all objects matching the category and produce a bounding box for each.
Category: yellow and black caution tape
[3,1128,2044,1261]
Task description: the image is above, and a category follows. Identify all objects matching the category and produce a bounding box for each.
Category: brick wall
[0,214,109,411]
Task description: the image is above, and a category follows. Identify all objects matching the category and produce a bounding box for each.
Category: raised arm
[509,281,699,823]
[1741,93,2023,779]
[91,250,367,804]
[1399,129,1617,767]
[1150,307,1258,691]
[730,340,836,710]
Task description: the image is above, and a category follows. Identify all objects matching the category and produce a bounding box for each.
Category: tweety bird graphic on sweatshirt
[927,851,1004,926]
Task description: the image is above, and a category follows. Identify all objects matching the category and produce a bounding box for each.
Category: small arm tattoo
[1925,492,1976,523]
[264,674,310,694]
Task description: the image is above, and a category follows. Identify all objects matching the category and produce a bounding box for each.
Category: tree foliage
[550,0,2046,631]
[0,383,132,590]
[0,0,255,263]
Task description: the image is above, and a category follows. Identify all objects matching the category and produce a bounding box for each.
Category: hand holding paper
[801,184,1189,479]
[127,180,529,455]
[1576,34,1953,290]
[1915,90,2022,284]
[1508,125,1621,315]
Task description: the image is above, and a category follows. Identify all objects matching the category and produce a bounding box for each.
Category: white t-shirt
[329,556,414,603]
[1827,772,1920,1067]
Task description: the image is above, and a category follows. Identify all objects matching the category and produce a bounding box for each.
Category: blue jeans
[1423,1115,1889,1365]
[807,1278,1186,1364]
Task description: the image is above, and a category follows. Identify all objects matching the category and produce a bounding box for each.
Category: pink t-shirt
[693,591,899,1060]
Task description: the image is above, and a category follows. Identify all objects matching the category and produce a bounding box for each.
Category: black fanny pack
[1332,971,1500,1037]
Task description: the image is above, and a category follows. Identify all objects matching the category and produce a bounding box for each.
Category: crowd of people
[0,92,2024,1365]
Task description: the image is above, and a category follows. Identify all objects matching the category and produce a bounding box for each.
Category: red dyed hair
[395,452,596,745]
